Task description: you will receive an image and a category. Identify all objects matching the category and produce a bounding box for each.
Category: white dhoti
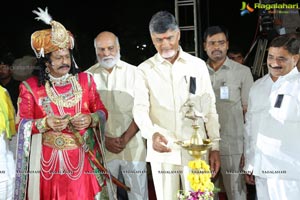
[106,160,148,200]
[256,177,300,200]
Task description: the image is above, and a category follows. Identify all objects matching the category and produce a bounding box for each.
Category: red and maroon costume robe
[14,72,109,200]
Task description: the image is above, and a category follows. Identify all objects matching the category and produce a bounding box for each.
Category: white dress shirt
[133,48,220,165]
[86,60,146,162]
[244,67,300,180]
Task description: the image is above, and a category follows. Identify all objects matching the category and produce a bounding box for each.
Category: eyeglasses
[206,40,227,47]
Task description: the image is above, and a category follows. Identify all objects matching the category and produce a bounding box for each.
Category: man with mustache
[133,11,221,200]
[86,31,148,200]
[244,35,300,200]
[14,8,109,200]
[203,26,254,200]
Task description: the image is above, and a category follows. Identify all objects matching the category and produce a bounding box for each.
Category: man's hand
[105,136,125,154]
[245,173,255,185]
[152,132,171,153]
[209,150,220,178]
[70,113,92,131]
[46,115,69,132]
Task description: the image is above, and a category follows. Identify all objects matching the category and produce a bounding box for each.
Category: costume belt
[42,132,80,150]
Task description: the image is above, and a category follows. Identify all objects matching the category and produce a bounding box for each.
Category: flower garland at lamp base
[177,159,220,200]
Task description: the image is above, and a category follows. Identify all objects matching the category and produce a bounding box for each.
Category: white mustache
[102,56,114,61]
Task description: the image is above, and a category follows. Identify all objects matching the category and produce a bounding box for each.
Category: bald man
[86,31,148,200]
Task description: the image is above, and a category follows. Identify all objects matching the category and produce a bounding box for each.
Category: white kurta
[86,60,146,162]
[133,48,220,200]
[133,48,220,166]
[244,67,300,180]
[86,60,148,200]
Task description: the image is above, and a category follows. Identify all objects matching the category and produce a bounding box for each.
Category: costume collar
[49,73,71,82]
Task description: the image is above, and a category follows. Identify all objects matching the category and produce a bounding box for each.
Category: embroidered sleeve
[87,74,108,119]
[17,81,43,134]
[35,116,50,133]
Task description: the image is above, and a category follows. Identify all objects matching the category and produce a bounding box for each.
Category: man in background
[0,52,20,112]
[86,31,148,200]
[203,26,254,200]
[227,43,258,200]
[227,45,245,65]
[0,85,16,200]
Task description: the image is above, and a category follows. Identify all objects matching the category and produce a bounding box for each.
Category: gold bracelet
[36,117,51,132]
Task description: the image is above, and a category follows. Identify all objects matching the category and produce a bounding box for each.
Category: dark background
[0,0,259,68]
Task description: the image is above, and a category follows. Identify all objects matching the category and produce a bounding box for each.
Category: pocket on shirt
[269,93,300,122]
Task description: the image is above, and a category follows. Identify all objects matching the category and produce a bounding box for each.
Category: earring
[45,68,50,74]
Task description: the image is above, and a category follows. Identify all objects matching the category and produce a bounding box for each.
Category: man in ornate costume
[14,8,109,199]
[0,85,16,200]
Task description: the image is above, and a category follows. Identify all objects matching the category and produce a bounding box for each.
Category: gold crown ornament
[31,7,74,58]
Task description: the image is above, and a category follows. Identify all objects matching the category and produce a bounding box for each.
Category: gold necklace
[45,75,83,108]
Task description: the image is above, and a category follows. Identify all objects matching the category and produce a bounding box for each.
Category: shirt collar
[272,67,299,82]
[206,56,231,71]
[223,57,235,70]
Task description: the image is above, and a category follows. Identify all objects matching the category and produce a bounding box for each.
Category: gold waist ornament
[42,132,80,150]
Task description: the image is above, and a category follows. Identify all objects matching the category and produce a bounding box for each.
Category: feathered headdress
[31,7,74,58]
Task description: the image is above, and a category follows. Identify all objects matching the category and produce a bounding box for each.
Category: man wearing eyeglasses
[203,26,254,200]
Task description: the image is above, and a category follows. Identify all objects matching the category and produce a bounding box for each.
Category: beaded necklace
[42,73,84,180]
[45,74,83,109]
